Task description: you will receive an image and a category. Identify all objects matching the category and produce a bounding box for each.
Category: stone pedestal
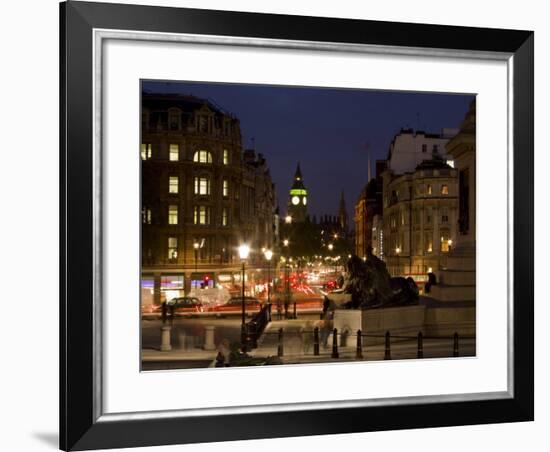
[334,305,426,346]
[430,243,476,302]
[160,325,172,351]
[203,325,216,351]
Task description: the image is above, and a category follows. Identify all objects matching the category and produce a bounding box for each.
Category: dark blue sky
[143,80,473,219]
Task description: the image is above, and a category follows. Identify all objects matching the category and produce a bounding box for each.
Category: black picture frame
[60,1,534,450]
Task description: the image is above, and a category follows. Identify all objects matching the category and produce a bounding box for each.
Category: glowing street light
[238,244,250,347]
[285,215,292,224]
[328,243,334,251]
[283,239,289,247]
[193,241,200,273]
[263,249,273,307]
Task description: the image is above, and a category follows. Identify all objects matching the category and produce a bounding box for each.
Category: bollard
[313,327,320,356]
[417,331,424,359]
[355,329,363,359]
[160,325,172,351]
[384,331,391,360]
[453,332,459,357]
[331,328,339,358]
[277,328,284,357]
[178,331,187,350]
[203,325,216,351]
[293,302,297,319]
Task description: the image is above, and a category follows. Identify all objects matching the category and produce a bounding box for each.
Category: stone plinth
[430,243,476,302]
[334,305,426,346]
[333,301,475,345]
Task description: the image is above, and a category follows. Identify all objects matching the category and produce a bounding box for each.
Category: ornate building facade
[382,156,459,277]
[140,93,277,304]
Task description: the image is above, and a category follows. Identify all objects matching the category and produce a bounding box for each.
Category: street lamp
[285,215,292,224]
[238,244,250,347]
[193,242,199,272]
[263,249,273,308]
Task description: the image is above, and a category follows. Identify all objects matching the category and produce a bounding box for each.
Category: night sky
[143,80,474,219]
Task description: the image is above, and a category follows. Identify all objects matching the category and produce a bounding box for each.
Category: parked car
[151,297,204,316]
[211,296,262,313]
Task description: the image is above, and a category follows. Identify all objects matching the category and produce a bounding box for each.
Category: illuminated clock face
[302,197,307,205]
[291,196,300,205]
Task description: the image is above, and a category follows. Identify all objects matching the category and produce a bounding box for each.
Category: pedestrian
[216,339,231,366]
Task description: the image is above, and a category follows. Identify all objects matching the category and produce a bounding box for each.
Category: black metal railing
[259,327,474,360]
[244,303,272,348]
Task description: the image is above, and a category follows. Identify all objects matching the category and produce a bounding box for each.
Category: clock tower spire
[287,163,308,222]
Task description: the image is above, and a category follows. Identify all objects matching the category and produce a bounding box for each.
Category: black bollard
[453,332,459,357]
[384,331,391,360]
[417,331,424,359]
[331,328,339,358]
[356,329,363,359]
[293,302,297,319]
[313,327,320,356]
[277,328,284,357]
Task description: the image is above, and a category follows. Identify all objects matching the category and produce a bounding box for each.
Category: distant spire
[338,190,348,232]
[368,152,372,181]
[294,162,303,181]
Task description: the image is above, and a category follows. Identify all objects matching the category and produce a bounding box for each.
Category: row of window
[388,231,451,255]
[142,205,229,227]
[141,144,231,165]
[168,176,231,197]
[389,212,451,228]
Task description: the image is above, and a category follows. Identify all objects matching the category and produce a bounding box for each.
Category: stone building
[381,128,459,277]
[382,158,459,277]
[354,160,386,259]
[140,93,276,304]
[387,128,457,174]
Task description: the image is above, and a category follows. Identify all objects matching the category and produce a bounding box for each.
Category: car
[151,297,204,316]
[211,296,262,313]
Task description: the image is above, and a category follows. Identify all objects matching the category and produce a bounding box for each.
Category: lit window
[446,160,454,168]
[223,149,230,165]
[441,234,450,252]
[222,207,228,226]
[142,207,152,224]
[441,184,449,195]
[194,177,211,195]
[169,176,179,194]
[168,205,178,225]
[193,150,212,163]
[427,184,432,195]
[194,206,210,225]
[141,143,152,160]
[169,144,179,161]
[168,237,178,260]
[222,179,229,197]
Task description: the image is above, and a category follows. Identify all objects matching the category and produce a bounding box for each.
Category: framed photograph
[60,1,533,450]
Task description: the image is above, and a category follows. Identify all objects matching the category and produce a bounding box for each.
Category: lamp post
[193,242,199,273]
[283,239,290,318]
[263,249,273,306]
[238,244,250,347]
[328,243,334,276]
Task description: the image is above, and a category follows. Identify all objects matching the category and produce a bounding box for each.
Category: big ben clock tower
[287,163,308,222]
